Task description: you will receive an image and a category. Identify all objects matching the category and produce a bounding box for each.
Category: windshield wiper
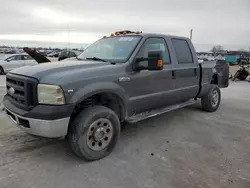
[86,57,116,64]
[86,57,107,62]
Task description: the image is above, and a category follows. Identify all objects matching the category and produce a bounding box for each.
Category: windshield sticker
[118,37,135,42]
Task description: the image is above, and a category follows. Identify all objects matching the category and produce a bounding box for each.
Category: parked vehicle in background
[225,55,238,65]
[47,51,60,58]
[198,58,209,63]
[3,31,229,161]
[58,50,82,61]
[0,54,38,74]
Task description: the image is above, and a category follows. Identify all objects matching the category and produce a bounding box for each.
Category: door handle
[194,68,197,76]
[172,70,176,79]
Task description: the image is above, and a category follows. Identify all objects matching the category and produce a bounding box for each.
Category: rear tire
[68,105,120,161]
[201,85,221,112]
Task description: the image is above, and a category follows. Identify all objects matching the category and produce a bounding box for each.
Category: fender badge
[118,77,131,82]
[67,89,74,94]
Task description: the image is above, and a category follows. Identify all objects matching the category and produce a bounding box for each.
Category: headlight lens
[38,84,65,105]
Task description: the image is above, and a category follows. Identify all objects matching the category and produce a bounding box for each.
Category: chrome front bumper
[4,107,70,138]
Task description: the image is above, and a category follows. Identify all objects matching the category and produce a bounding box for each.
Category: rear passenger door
[171,38,199,102]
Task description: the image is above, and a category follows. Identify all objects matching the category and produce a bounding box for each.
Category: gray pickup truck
[3,31,229,161]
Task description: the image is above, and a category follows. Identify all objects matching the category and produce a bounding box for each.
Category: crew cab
[3,31,229,161]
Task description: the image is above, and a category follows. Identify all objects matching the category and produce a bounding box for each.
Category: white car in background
[0,54,38,74]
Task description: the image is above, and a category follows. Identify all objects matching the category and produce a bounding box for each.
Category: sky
[0,0,249,51]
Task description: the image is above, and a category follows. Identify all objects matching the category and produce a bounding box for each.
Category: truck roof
[143,33,189,40]
[106,33,190,41]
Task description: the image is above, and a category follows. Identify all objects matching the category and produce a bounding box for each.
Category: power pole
[67,23,70,50]
[190,29,193,40]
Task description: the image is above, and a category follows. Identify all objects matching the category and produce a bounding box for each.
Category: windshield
[78,36,142,63]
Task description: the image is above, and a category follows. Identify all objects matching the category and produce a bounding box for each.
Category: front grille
[6,73,38,110]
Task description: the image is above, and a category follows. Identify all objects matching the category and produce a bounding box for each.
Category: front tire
[201,85,221,112]
[68,105,120,161]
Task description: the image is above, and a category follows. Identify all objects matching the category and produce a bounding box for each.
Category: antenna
[190,29,193,40]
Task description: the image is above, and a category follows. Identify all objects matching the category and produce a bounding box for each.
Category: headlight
[38,84,65,105]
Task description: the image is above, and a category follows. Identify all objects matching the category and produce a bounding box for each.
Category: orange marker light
[157,60,163,67]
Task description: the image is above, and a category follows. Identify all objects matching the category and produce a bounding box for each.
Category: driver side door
[126,37,175,115]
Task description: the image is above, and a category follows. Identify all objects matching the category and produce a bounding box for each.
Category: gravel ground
[0,75,250,188]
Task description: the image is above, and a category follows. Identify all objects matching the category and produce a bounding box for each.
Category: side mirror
[6,59,10,62]
[134,50,163,71]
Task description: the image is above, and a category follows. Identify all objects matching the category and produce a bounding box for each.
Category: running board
[126,99,196,123]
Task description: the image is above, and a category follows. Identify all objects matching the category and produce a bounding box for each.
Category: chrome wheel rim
[86,118,113,151]
[211,90,219,107]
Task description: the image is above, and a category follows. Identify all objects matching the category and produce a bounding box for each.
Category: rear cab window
[171,39,193,64]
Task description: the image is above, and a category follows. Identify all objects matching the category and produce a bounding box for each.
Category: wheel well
[211,74,218,85]
[70,92,126,123]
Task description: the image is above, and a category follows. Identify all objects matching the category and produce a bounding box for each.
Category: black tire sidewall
[69,106,120,161]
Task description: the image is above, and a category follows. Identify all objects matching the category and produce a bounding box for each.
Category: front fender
[68,82,129,107]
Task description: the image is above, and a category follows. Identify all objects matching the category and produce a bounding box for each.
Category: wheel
[68,105,120,161]
[0,66,4,75]
[201,85,221,112]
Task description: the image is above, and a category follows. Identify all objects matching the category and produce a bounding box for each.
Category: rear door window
[172,39,193,64]
[15,55,22,61]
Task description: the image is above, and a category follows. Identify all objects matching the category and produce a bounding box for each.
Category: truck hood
[10,60,111,81]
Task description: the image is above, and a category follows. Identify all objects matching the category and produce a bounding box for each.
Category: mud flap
[215,60,229,88]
